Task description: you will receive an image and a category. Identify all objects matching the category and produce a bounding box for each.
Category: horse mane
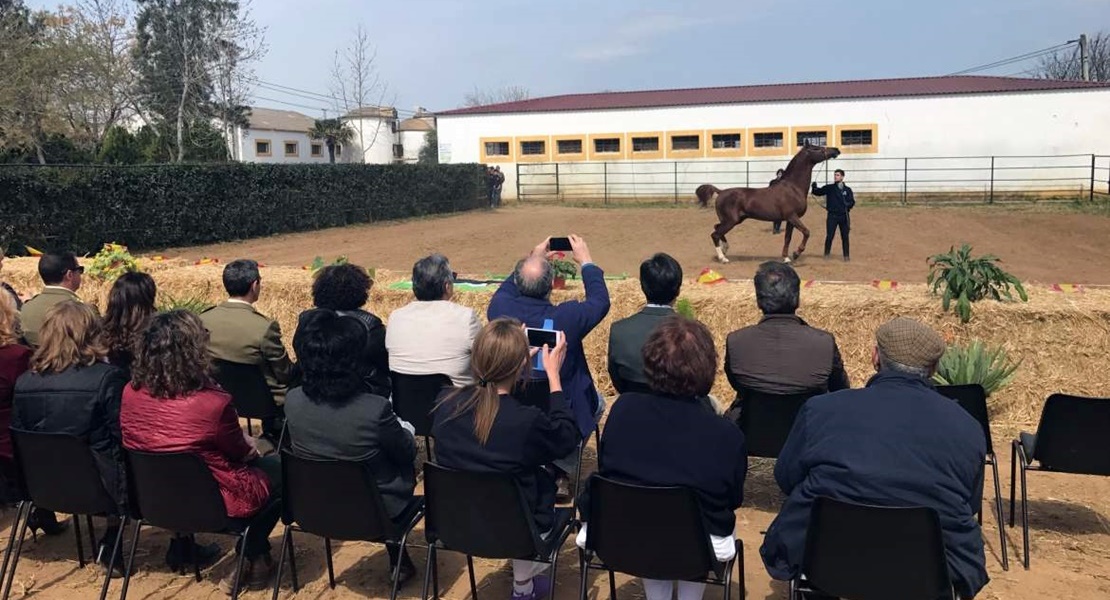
[780,147,811,178]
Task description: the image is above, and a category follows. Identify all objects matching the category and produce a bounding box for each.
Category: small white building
[398,111,436,163]
[341,106,401,164]
[435,76,1110,200]
[230,107,331,164]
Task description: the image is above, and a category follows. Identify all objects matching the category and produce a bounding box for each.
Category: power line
[246,76,423,116]
[948,41,1077,76]
[249,94,329,114]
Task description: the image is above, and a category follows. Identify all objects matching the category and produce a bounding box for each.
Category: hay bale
[4,257,1108,427]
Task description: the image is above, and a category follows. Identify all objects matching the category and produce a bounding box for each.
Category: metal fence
[517,154,1110,204]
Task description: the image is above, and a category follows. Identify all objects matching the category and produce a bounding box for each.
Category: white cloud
[572,13,713,62]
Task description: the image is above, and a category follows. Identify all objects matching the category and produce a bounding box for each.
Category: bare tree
[462,85,530,108]
[329,24,390,163]
[1036,32,1109,82]
[211,0,266,160]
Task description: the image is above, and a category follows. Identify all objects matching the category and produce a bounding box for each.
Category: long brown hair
[30,301,108,374]
[440,317,530,445]
[130,310,213,398]
[103,272,157,357]
[0,291,21,347]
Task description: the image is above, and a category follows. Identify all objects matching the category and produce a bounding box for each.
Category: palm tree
[308,118,355,164]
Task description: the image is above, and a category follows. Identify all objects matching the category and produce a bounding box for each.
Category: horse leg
[782,222,795,262]
[710,223,728,263]
[787,216,811,261]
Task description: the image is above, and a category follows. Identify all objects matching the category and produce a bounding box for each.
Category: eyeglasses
[72,266,85,274]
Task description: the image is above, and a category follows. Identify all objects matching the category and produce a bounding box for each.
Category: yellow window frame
[836,124,879,154]
[552,135,586,161]
[790,126,833,153]
[667,130,705,159]
[628,132,664,160]
[747,127,789,156]
[515,136,551,163]
[706,129,746,158]
[480,137,514,163]
[588,133,626,161]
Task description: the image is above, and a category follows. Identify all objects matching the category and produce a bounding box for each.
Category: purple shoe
[511,574,552,600]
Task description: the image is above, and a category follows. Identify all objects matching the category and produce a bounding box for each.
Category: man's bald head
[513,256,554,299]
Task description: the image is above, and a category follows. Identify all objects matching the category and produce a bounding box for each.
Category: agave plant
[932,340,1020,396]
[675,298,696,319]
[158,294,214,314]
[926,244,1027,323]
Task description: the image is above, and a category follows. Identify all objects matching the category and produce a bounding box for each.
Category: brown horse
[696,144,840,263]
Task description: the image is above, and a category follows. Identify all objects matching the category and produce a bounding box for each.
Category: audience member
[724,261,849,401]
[201,259,297,442]
[0,292,30,503]
[300,263,390,397]
[122,310,281,594]
[12,301,125,558]
[607,253,682,394]
[760,317,988,599]
[432,318,577,600]
[0,252,21,309]
[386,254,480,387]
[286,309,418,584]
[488,235,610,500]
[579,317,746,600]
[19,251,87,347]
[103,272,157,378]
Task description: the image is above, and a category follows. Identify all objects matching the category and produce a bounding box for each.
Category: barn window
[593,137,621,154]
[255,140,271,157]
[485,141,510,156]
[520,140,546,155]
[284,141,299,157]
[671,135,700,151]
[796,131,828,147]
[557,139,582,155]
[841,129,874,147]
[754,132,784,148]
[712,133,742,149]
[310,143,323,157]
[632,136,660,152]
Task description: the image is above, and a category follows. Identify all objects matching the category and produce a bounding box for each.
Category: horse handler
[811,168,855,261]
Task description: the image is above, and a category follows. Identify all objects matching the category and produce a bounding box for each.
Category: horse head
[800,143,841,164]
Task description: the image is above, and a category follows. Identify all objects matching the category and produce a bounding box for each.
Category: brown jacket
[199,301,297,404]
[724,314,849,396]
[19,287,84,347]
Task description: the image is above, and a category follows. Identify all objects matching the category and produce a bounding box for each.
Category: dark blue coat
[488,263,611,437]
[760,371,988,599]
[811,183,855,216]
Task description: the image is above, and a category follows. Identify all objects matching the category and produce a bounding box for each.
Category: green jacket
[200,301,297,403]
[19,287,83,347]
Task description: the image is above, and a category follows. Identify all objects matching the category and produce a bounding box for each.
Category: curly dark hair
[312,264,373,311]
[130,310,213,398]
[293,308,367,405]
[642,316,718,398]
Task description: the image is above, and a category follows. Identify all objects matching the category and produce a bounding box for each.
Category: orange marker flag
[1050,283,1084,293]
[697,268,727,285]
[25,245,43,257]
[802,279,816,288]
[194,257,220,266]
[871,279,898,290]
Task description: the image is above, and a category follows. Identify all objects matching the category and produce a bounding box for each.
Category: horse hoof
[783,257,792,264]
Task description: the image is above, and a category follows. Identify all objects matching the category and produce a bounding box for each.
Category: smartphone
[526,327,559,348]
[549,237,572,252]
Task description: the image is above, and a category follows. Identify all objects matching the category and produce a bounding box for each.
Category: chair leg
[608,569,616,600]
[389,531,414,600]
[97,517,126,600]
[324,537,336,589]
[1009,440,1018,528]
[421,545,436,600]
[0,503,30,600]
[1020,458,1030,570]
[736,539,745,600]
[230,529,251,600]
[74,511,86,569]
[247,419,254,437]
[119,521,143,600]
[989,457,1009,571]
[272,528,291,600]
[466,555,478,600]
[549,549,560,600]
[0,502,28,593]
[287,532,299,592]
[189,534,201,582]
[573,438,586,501]
[578,550,589,600]
[432,547,440,599]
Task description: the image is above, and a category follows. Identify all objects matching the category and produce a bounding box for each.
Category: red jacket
[0,344,32,461]
[120,385,270,518]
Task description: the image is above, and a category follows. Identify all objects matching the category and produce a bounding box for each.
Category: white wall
[400,130,428,162]
[437,89,1110,198]
[234,128,330,164]
[343,117,398,164]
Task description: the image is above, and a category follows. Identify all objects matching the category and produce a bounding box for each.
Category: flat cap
[876,317,946,370]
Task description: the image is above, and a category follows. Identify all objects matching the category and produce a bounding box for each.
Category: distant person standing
[769,168,785,234]
[493,166,505,207]
[486,166,497,207]
[811,169,855,261]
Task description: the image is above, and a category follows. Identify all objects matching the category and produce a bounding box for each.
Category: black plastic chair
[119,449,278,600]
[790,497,956,600]
[516,377,600,499]
[936,384,1009,571]
[390,371,452,458]
[0,430,127,600]
[1010,393,1110,569]
[578,475,744,600]
[730,387,814,459]
[271,450,424,600]
[420,462,576,600]
[213,359,280,436]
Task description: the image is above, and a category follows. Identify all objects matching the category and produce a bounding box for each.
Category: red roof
[439,76,1110,116]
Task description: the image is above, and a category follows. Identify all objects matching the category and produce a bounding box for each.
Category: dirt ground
[165,204,1110,284]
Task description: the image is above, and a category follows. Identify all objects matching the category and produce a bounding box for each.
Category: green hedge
[0,163,486,254]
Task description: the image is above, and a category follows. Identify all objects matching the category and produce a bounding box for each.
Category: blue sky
[27,0,1110,117]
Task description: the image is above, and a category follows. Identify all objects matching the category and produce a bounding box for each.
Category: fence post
[989,156,995,204]
[555,163,560,201]
[902,158,908,205]
[515,163,522,203]
[674,161,679,204]
[1091,154,1097,203]
[603,162,609,205]
[745,161,750,187]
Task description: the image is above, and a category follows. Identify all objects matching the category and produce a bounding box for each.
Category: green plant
[675,298,696,319]
[932,339,1021,396]
[158,294,214,314]
[926,244,1028,323]
[310,255,350,273]
[552,259,578,280]
[86,243,140,281]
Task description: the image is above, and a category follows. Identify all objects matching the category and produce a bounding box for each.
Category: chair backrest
[516,378,551,413]
[1031,394,1110,475]
[422,462,540,559]
[734,387,814,458]
[390,372,452,437]
[802,497,952,600]
[125,449,230,533]
[212,359,278,420]
[10,429,118,516]
[585,475,717,580]
[935,384,993,454]
[281,449,395,541]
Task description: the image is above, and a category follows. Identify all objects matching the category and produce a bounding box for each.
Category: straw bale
[4,257,1108,429]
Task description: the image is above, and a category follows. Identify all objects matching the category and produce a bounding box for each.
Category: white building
[398,111,436,163]
[230,107,331,164]
[435,76,1110,200]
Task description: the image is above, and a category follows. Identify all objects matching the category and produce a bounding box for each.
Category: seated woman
[121,310,282,594]
[299,263,391,397]
[432,318,577,600]
[103,272,157,378]
[0,292,31,505]
[286,309,418,584]
[12,301,127,557]
[576,316,748,600]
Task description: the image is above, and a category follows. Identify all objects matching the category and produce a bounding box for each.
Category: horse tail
[695,184,720,208]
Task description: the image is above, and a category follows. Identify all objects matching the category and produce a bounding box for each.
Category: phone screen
[526,328,558,348]
[549,237,572,252]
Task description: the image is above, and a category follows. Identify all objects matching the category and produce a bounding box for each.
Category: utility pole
[1080,33,1090,81]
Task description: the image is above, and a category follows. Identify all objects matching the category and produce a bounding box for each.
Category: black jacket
[811,182,855,216]
[607,306,675,394]
[432,389,579,533]
[579,392,747,537]
[12,362,127,510]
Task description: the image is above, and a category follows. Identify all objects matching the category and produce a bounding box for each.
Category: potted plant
[551,256,578,290]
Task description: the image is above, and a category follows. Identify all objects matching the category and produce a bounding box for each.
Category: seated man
[761,317,988,599]
[200,259,297,442]
[19,251,88,347]
[608,253,682,394]
[725,261,849,398]
[488,235,610,499]
[386,254,481,387]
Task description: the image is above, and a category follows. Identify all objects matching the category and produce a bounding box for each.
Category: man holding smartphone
[488,234,611,501]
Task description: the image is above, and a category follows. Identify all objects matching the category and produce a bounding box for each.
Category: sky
[26,0,1110,118]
